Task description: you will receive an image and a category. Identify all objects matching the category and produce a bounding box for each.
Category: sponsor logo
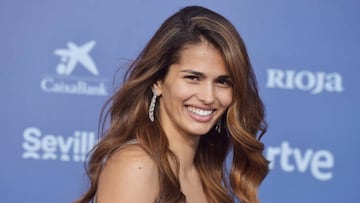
[266,69,344,94]
[40,40,108,96]
[265,141,335,181]
[54,40,99,76]
[22,127,97,162]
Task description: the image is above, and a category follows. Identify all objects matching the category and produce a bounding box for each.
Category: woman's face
[154,42,233,138]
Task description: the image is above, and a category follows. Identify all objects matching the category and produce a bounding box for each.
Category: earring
[215,119,221,133]
[149,92,157,122]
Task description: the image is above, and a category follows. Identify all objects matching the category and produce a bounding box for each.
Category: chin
[188,127,212,136]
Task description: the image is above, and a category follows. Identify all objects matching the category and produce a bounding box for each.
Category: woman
[76,5,268,203]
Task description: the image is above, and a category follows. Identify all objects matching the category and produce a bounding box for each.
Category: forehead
[174,42,228,75]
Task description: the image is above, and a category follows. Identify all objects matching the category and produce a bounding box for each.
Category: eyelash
[184,75,232,87]
[184,75,200,81]
[216,78,232,87]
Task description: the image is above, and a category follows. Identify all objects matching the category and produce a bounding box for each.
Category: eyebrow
[180,70,204,77]
[180,69,230,78]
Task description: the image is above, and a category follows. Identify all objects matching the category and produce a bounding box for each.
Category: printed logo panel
[40,40,108,96]
[266,69,344,94]
[22,127,97,162]
[265,141,335,181]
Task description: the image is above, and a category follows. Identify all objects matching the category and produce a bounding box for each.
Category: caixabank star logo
[40,40,108,96]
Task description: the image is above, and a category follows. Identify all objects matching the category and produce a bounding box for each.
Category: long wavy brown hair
[75,5,268,203]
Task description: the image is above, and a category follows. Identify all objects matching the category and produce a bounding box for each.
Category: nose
[198,82,215,105]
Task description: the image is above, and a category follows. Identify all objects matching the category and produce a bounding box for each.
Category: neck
[165,130,200,175]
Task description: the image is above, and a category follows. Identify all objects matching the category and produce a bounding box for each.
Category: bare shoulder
[104,144,157,172]
[96,144,159,203]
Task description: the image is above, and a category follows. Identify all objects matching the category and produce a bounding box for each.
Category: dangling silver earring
[149,92,157,122]
[215,119,221,133]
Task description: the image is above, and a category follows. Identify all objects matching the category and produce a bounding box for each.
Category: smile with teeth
[186,106,214,116]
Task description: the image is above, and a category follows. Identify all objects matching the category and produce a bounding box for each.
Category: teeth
[187,106,213,116]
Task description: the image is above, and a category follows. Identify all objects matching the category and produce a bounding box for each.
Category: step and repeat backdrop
[1,1,359,202]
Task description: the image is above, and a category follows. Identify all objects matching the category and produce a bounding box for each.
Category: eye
[184,75,200,81]
[216,78,232,87]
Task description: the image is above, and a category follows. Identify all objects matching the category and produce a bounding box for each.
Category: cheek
[218,90,233,107]
[163,81,193,102]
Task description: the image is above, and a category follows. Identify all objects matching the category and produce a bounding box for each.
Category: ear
[151,80,162,96]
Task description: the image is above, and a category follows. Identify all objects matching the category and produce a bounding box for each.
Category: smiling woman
[75,5,268,203]
[153,42,233,138]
